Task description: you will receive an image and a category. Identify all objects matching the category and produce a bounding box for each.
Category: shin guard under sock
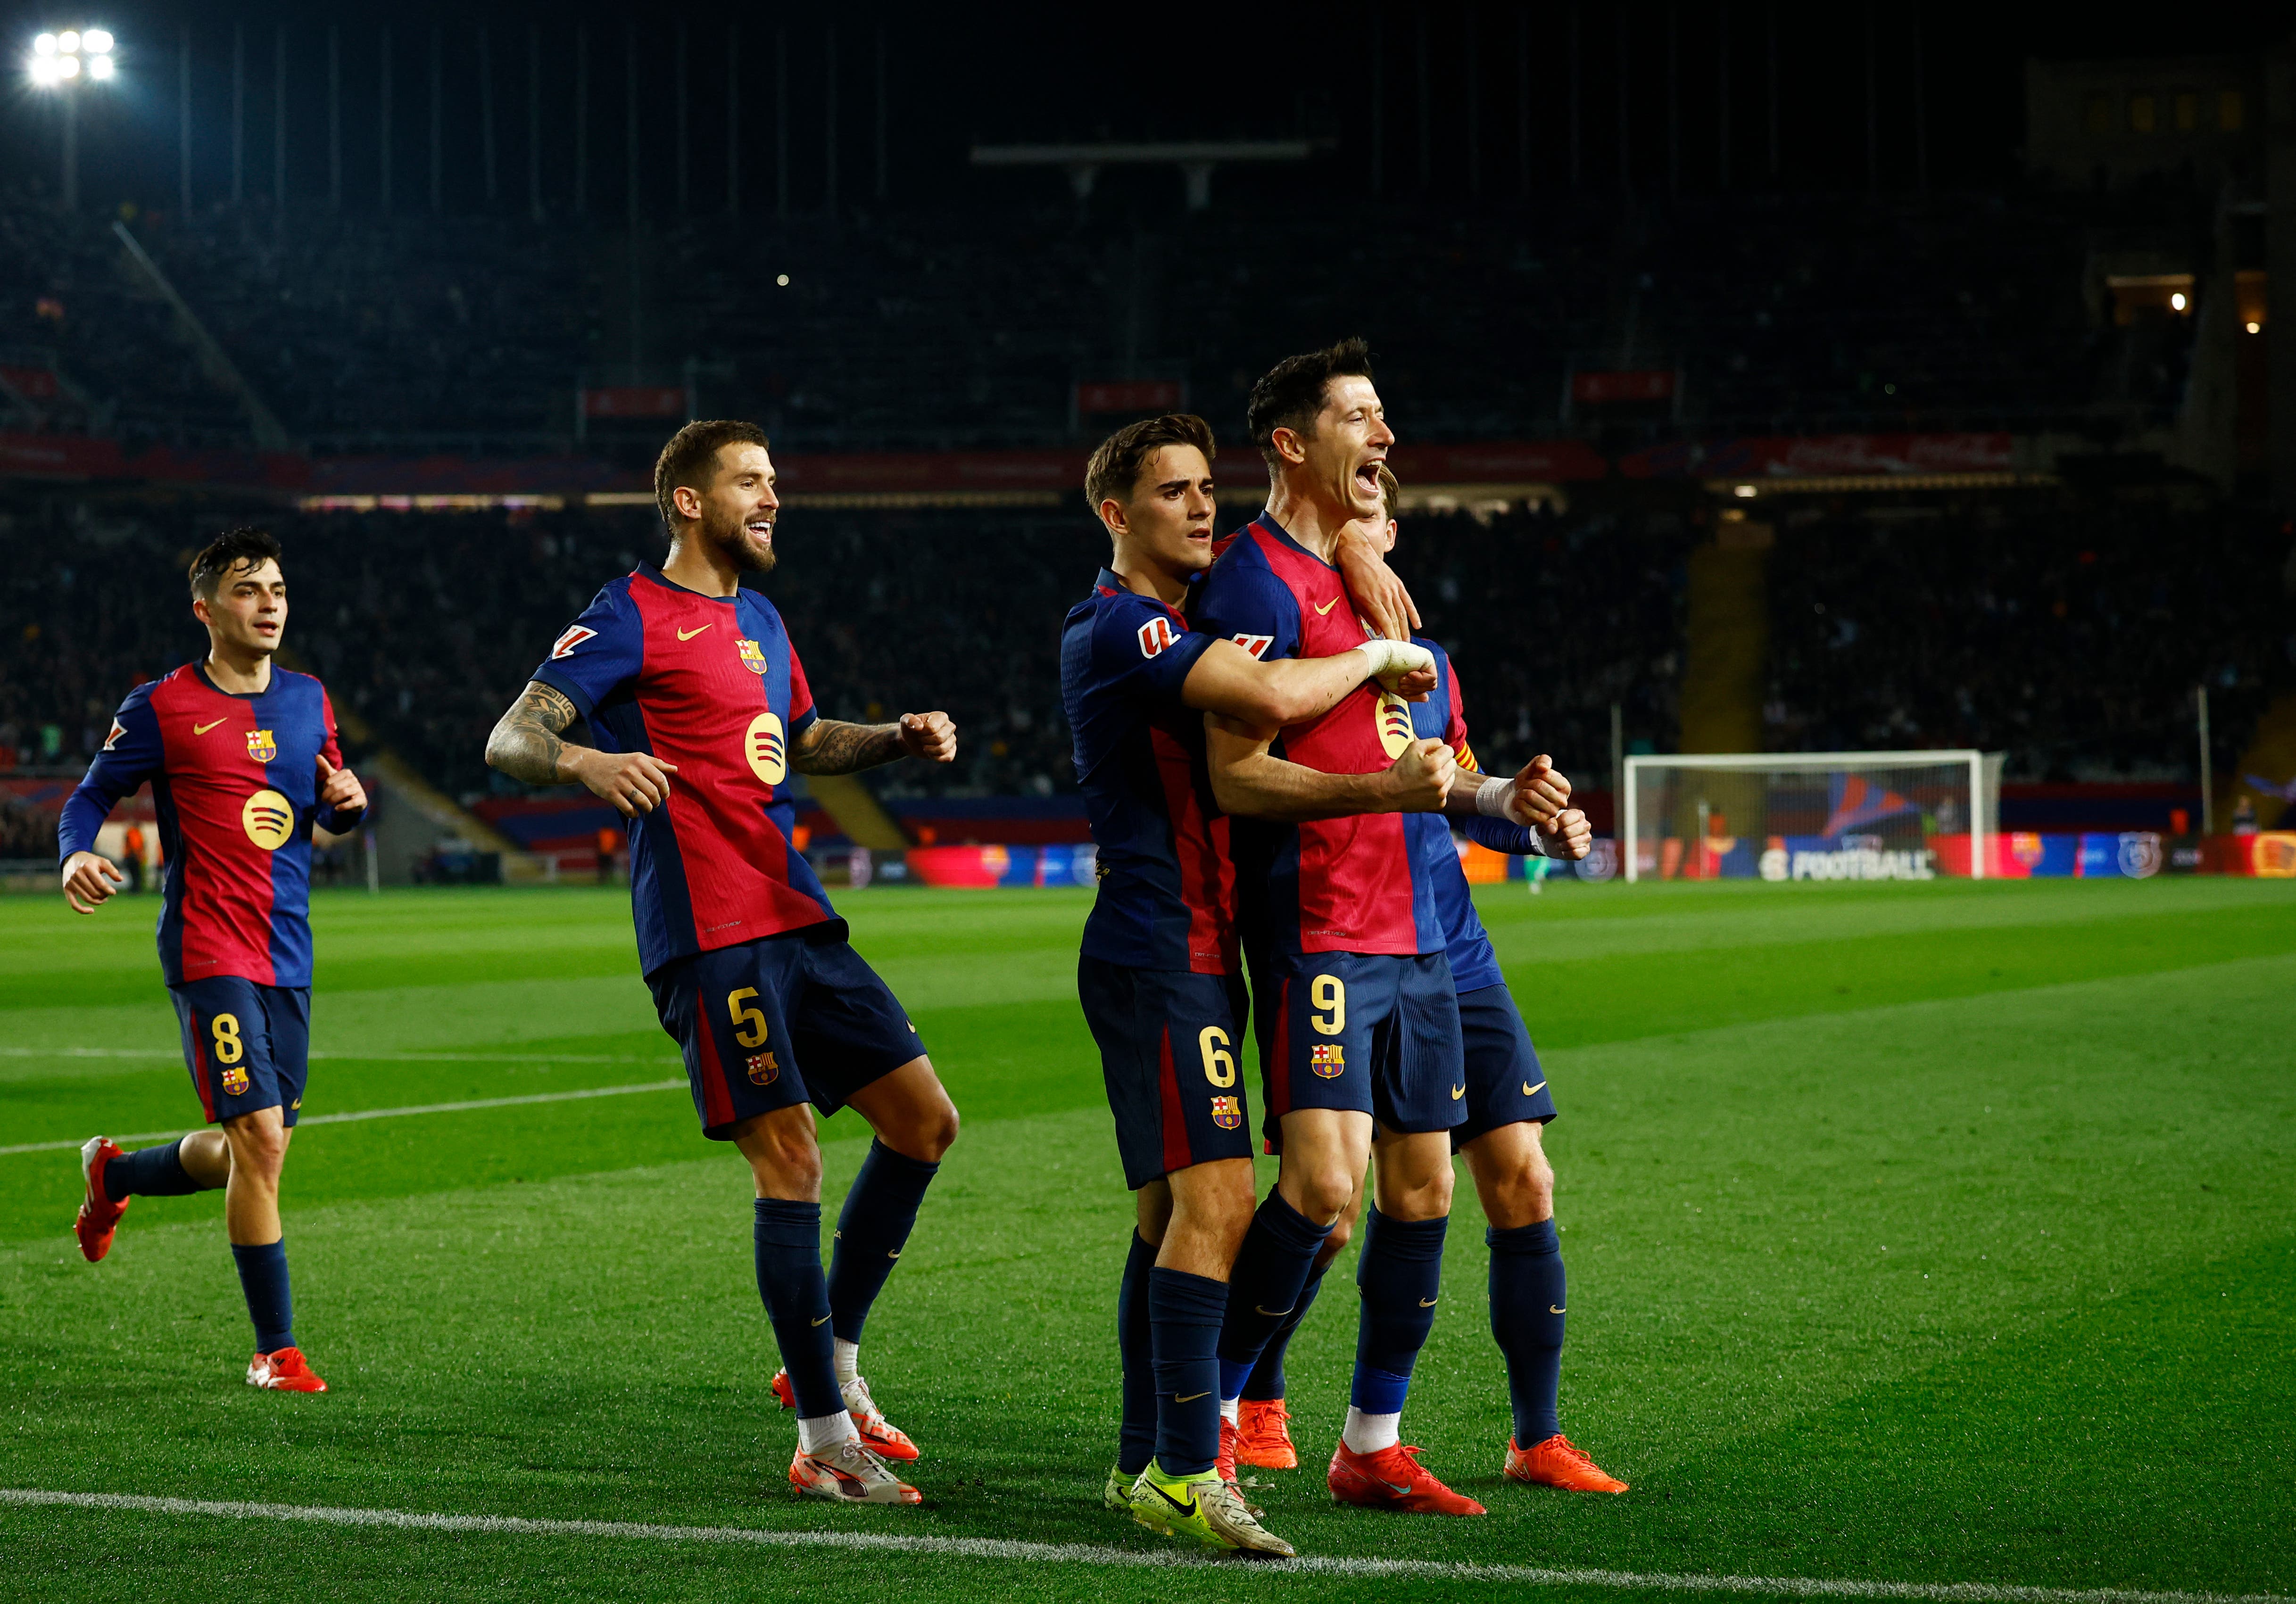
[229,1238,294,1353]
[1115,1230,1158,1476]
[1351,1208,1447,1411]
[108,1138,209,1198]
[1216,1191,1333,1400]
[1240,1260,1329,1403]
[1488,1217,1566,1445]
[1148,1266,1227,1478]
[826,1139,940,1346]
[753,1198,840,1420]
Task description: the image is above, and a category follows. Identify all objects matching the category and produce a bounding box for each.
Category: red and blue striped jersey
[58,663,358,989]
[532,566,835,978]
[1192,514,1445,958]
[1406,639,1508,992]
[1059,566,1233,974]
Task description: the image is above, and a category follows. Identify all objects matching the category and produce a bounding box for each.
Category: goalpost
[1621,750,2003,884]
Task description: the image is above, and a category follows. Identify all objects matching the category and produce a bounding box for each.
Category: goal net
[1623,750,2004,882]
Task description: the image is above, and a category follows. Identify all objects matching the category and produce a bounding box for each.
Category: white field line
[0,1046,673,1063]
[0,1488,2281,1604]
[0,1080,685,1157]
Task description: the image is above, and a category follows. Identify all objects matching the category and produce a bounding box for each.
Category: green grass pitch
[0,877,2291,1603]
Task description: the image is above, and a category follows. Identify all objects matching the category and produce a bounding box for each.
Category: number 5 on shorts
[1309,975,1345,1036]
[728,987,769,1048]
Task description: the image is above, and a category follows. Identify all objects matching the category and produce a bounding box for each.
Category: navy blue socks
[229,1238,294,1353]
[1115,1230,1157,1476]
[1148,1266,1227,1478]
[107,1138,210,1198]
[1351,1208,1447,1412]
[753,1198,840,1419]
[1488,1218,1566,1446]
[826,1140,939,1346]
[1240,1259,1329,1402]
[1217,1191,1334,1400]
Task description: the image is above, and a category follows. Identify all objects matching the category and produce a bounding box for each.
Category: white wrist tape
[1474,775,1516,819]
[1356,638,1435,686]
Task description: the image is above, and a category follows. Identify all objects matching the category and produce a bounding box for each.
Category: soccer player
[1230,470,1630,1497]
[1061,412,1443,1554]
[484,420,958,1507]
[1194,337,1512,1517]
[61,527,367,1395]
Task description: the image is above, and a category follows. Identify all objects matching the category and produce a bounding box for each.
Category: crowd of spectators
[1765,488,2295,781]
[0,184,2192,456]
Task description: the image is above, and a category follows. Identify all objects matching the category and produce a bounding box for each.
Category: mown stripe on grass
[0,1081,686,1157]
[0,1489,2280,1604]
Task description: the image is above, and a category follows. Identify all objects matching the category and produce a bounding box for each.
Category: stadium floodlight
[83,27,110,51]
[25,25,113,89]
[1621,749,2003,883]
[87,51,110,77]
[33,32,56,54]
[56,29,78,50]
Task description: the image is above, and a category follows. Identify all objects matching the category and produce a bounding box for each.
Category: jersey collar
[637,563,745,604]
[1249,510,1339,574]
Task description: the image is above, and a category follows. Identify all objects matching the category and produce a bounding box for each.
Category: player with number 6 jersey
[486,420,960,1508]
[1061,413,1438,1555]
[59,526,367,1396]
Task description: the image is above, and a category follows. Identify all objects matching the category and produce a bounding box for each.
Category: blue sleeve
[1191,558,1302,664]
[530,584,644,718]
[58,692,162,862]
[1464,814,1548,856]
[1094,604,1216,711]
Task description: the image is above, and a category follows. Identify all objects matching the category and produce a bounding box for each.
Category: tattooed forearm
[485,681,584,786]
[790,719,906,776]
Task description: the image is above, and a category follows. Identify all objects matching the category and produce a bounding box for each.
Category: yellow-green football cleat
[1128,1461,1295,1557]
[1103,1463,1134,1512]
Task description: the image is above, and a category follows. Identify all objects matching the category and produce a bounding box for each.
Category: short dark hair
[1084,413,1216,516]
[654,419,770,534]
[1246,337,1376,468]
[1376,463,1401,522]
[188,527,283,599]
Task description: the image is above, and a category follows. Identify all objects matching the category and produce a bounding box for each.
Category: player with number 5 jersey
[59,526,368,1396]
[486,420,961,1508]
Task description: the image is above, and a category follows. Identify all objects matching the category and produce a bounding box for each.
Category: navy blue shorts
[1452,982,1556,1150]
[648,931,925,1141]
[169,977,310,1127]
[1078,957,1255,1190]
[1253,950,1465,1147]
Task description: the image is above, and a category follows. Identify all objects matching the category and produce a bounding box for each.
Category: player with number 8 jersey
[59,527,368,1396]
[487,421,961,1508]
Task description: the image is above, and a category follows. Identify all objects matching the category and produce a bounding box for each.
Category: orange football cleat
[74,1136,129,1264]
[1505,1434,1628,1493]
[1216,1415,1241,1483]
[771,1368,919,1462]
[1235,1398,1298,1470]
[1328,1441,1485,1516]
[247,1347,327,1392]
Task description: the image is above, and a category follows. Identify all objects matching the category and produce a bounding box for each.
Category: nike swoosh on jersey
[1451,1083,1466,1100]
[1523,1080,1546,1097]
[1313,596,1341,615]
[677,623,713,640]
[193,719,226,734]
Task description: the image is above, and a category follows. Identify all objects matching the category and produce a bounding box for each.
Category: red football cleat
[1217,1415,1241,1483]
[771,1368,919,1462]
[1235,1398,1298,1470]
[74,1136,129,1263]
[1505,1434,1628,1493]
[1328,1440,1485,1515]
[246,1347,327,1392]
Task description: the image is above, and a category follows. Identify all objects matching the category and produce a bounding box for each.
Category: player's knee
[1295,1166,1356,1224]
[228,1123,289,1176]
[1382,1165,1453,1222]
[1315,1214,1356,1269]
[913,1098,959,1162]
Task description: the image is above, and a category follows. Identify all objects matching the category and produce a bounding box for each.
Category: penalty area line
[0,1488,2283,1604]
[0,1081,686,1158]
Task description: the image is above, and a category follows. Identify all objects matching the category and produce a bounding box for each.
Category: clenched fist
[899,711,957,763]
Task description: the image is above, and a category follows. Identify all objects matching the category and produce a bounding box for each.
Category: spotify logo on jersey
[1375,691,1414,760]
[745,711,787,785]
[242,789,295,850]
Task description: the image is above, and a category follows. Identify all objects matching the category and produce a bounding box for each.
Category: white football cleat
[789,1437,921,1505]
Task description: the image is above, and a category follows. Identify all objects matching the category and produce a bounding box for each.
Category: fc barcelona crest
[1309,1043,1346,1079]
[746,1051,780,1086]
[246,729,278,762]
[737,638,769,675]
[220,1064,250,1097]
[1210,1095,1243,1130]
